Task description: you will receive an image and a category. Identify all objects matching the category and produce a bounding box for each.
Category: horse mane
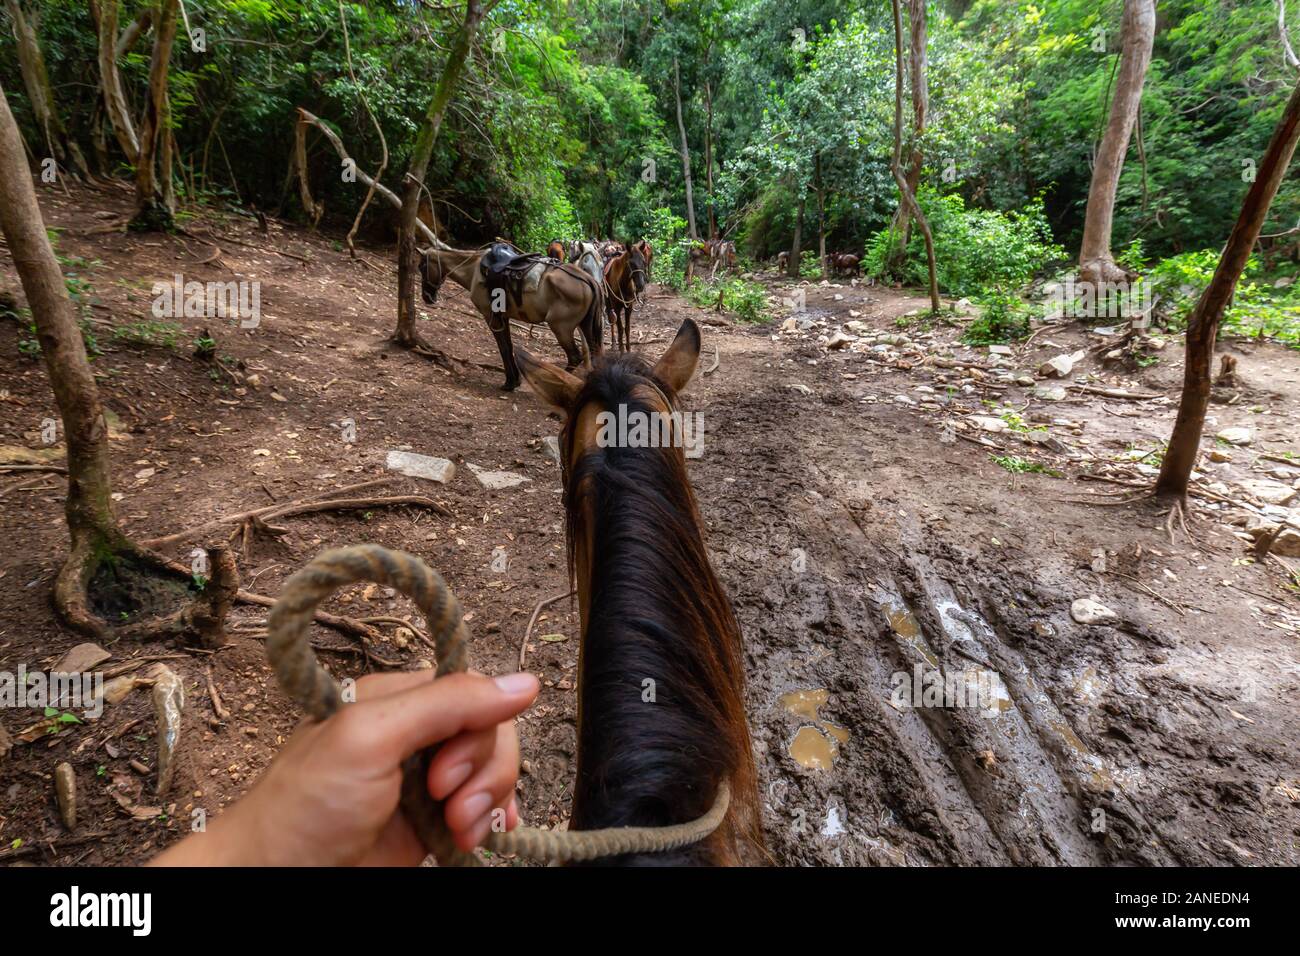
[560,352,762,864]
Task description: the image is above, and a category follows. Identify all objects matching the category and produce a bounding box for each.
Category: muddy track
[671,299,1292,867]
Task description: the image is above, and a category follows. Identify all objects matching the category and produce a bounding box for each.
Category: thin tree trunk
[892,0,929,254]
[131,0,179,231]
[704,77,716,238]
[294,115,323,227]
[395,0,489,349]
[1,79,240,644]
[892,0,940,311]
[787,195,803,279]
[95,0,140,164]
[673,57,698,241]
[3,0,89,177]
[1079,0,1156,286]
[815,153,826,268]
[1156,77,1300,501]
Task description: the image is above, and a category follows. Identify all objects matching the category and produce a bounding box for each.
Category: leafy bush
[640,207,690,290]
[1142,250,1300,347]
[686,277,770,323]
[963,290,1033,344]
[867,191,1063,297]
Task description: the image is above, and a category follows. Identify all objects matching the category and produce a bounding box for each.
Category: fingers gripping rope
[267,544,729,865]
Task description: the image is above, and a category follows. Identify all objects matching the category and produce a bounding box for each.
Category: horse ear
[653,319,702,394]
[516,347,582,415]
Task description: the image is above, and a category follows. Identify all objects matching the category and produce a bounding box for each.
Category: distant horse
[685,241,711,286]
[775,250,790,273]
[632,239,654,280]
[600,240,626,260]
[420,245,602,390]
[603,245,647,352]
[547,239,566,261]
[569,240,605,289]
[514,320,765,865]
[830,253,861,278]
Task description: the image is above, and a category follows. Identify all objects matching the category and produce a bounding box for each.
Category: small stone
[825,331,855,350]
[466,463,531,490]
[1071,596,1117,625]
[386,451,456,484]
[1032,386,1067,402]
[1216,427,1253,446]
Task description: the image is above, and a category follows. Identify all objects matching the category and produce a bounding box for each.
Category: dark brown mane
[559,352,763,864]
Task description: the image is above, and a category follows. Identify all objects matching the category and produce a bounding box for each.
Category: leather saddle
[480,243,547,317]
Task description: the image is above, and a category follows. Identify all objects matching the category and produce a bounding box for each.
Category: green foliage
[112,321,183,350]
[686,276,770,324]
[964,290,1034,345]
[869,192,1063,297]
[1143,251,1300,347]
[990,454,1061,477]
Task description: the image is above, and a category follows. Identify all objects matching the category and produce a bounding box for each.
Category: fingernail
[441,762,473,795]
[493,672,537,695]
[461,791,493,820]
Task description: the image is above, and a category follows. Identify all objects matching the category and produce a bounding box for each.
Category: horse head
[419,250,442,304]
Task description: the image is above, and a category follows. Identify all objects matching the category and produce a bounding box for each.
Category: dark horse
[515,320,765,865]
[602,245,647,352]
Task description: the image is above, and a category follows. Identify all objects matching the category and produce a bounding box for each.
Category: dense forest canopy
[3,0,1295,263]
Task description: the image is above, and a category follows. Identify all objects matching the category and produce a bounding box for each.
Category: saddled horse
[568,240,605,289]
[603,245,647,353]
[599,239,625,260]
[631,239,654,280]
[514,320,765,865]
[420,244,603,390]
[686,239,734,286]
[546,239,566,262]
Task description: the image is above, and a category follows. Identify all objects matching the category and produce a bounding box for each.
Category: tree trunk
[673,57,698,241]
[787,195,803,279]
[704,77,716,238]
[131,0,179,231]
[95,0,141,164]
[0,80,238,643]
[4,0,89,178]
[395,0,488,350]
[1156,77,1300,502]
[1078,0,1156,287]
[815,153,826,268]
[891,0,940,311]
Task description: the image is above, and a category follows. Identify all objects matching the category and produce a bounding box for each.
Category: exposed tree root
[518,588,576,669]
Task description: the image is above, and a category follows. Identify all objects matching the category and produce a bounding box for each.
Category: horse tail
[582,270,603,356]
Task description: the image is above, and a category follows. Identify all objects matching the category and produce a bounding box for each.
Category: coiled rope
[267,544,729,865]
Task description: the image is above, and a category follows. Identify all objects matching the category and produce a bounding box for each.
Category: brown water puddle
[780,688,850,770]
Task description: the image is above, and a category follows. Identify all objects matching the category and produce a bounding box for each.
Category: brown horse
[547,239,566,261]
[632,239,654,280]
[602,245,646,352]
[420,246,602,390]
[514,320,765,865]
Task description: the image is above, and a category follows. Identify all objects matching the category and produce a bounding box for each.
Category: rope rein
[266,543,729,865]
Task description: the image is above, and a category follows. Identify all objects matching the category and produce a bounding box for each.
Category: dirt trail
[1,193,1297,865]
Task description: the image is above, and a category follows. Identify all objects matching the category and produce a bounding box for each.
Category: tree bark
[1,79,240,642]
[3,0,89,177]
[295,108,448,249]
[704,77,716,238]
[95,0,141,164]
[892,0,940,311]
[131,0,179,231]
[1156,77,1300,501]
[815,153,826,268]
[395,0,489,349]
[1079,0,1156,287]
[673,57,698,241]
[787,195,803,279]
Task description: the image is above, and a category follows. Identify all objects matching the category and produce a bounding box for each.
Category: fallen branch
[703,344,721,375]
[518,588,576,669]
[1067,384,1164,401]
[143,477,401,548]
[296,108,448,250]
